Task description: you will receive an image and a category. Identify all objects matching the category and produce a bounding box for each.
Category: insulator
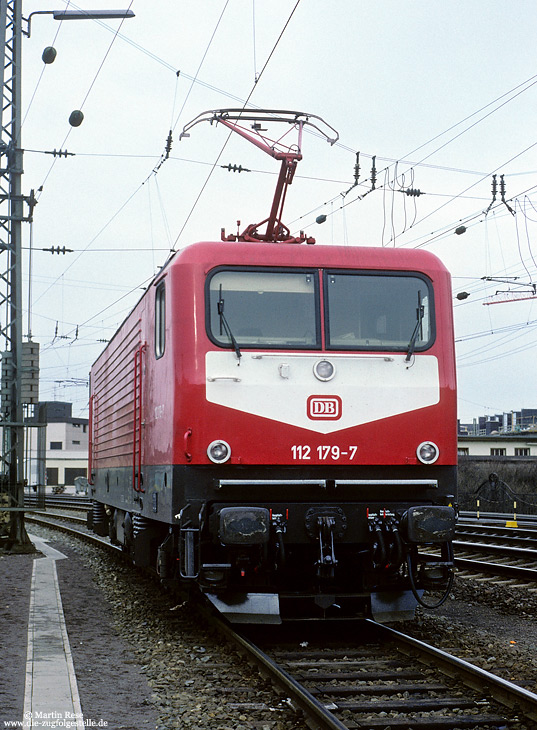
[222,163,249,173]
[43,246,73,255]
[353,151,360,184]
[164,130,173,158]
[370,155,377,190]
[404,188,422,197]
[42,46,57,64]
[69,110,84,127]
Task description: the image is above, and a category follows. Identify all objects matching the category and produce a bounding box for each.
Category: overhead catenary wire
[39,5,537,194]
[27,10,537,297]
[295,71,537,242]
[27,0,250,347]
[252,0,258,83]
[37,1,306,349]
[379,141,537,247]
[169,0,303,253]
[31,179,147,308]
[35,0,135,200]
[152,0,231,177]
[458,330,537,367]
[69,1,537,181]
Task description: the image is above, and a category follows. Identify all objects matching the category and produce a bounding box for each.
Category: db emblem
[307,395,342,420]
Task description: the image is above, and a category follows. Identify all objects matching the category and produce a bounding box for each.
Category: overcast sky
[16,0,537,424]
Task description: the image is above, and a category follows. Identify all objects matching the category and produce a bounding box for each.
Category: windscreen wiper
[218,286,241,363]
[405,293,424,363]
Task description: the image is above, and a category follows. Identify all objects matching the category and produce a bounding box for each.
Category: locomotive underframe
[89,463,456,622]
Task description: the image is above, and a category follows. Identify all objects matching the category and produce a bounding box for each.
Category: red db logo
[307,395,342,420]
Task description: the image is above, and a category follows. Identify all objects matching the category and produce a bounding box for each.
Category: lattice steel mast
[0,0,34,548]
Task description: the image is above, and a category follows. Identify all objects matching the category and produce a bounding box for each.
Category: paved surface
[23,535,83,729]
[1,530,160,730]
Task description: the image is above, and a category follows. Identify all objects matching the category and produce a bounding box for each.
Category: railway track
[24,493,91,511]
[215,616,537,729]
[27,511,537,729]
[453,522,537,582]
[25,510,119,552]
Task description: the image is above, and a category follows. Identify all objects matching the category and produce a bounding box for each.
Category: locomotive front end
[176,243,457,623]
[88,240,456,624]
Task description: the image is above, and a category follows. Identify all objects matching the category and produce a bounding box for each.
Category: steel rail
[455,522,537,541]
[454,556,537,580]
[454,540,537,559]
[24,494,91,510]
[460,512,537,525]
[219,616,537,728]
[371,619,537,722]
[27,510,87,526]
[209,615,349,730]
[24,514,121,555]
[423,545,537,581]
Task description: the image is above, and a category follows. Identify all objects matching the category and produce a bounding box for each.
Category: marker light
[417,441,440,464]
[313,359,335,381]
[207,440,231,464]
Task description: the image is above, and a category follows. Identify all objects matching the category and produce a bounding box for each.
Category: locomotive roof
[166,239,449,275]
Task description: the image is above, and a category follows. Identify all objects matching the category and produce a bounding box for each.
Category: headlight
[207,440,231,464]
[313,359,335,381]
[417,441,439,464]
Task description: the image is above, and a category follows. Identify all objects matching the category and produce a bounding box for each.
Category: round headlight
[417,441,439,464]
[313,359,335,382]
[207,440,231,464]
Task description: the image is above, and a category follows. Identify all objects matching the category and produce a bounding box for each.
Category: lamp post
[25,8,135,37]
[0,1,134,550]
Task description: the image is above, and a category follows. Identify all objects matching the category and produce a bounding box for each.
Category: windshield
[206,268,434,352]
[325,272,433,351]
[207,269,319,348]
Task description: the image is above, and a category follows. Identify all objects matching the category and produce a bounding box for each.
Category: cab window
[207,268,320,349]
[325,271,434,351]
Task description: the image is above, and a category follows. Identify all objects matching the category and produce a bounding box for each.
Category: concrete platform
[23,535,83,729]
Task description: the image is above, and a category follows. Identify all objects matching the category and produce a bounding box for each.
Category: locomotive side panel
[90,311,144,503]
[90,274,181,522]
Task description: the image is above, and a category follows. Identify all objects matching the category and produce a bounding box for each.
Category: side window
[155,282,166,358]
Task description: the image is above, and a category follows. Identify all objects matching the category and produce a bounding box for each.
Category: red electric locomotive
[88,111,457,623]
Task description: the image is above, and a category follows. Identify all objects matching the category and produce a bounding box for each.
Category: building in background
[457,431,537,458]
[458,409,537,436]
[27,402,88,490]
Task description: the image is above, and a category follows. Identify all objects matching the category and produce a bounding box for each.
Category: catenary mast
[0,0,35,549]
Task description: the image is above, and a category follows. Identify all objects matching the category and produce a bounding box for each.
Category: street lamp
[25,8,135,37]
